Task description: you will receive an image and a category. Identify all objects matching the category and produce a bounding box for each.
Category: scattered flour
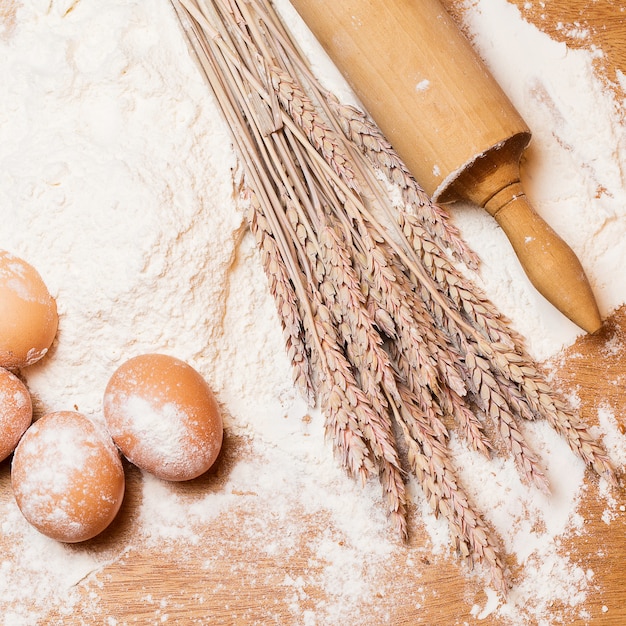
[0,0,625,624]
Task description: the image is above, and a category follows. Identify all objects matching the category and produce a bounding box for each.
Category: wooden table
[1,1,625,624]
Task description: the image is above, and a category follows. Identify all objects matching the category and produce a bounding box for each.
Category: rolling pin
[288,0,602,333]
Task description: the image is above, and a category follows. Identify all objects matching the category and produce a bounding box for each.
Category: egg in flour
[103,353,223,481]
[0,250,58,370]
[11,411,125,543]
[0,367,32,462]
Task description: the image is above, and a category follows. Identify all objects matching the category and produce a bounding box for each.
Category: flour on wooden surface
[0,0,625,624]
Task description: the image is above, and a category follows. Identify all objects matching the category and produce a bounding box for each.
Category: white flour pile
[0,0,625,624]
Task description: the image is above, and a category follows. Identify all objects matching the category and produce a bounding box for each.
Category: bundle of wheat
[170,0,615,595]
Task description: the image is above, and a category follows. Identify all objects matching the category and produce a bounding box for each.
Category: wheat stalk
[328,95,481,271]
[171,0,616,595]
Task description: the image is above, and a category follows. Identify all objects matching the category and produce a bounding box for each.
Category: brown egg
[0,368,32,462]
[0,250,58,370]
[11,411,125,543]
[103,353,223,481]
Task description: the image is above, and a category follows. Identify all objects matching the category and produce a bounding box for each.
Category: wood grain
[2,1,625,624]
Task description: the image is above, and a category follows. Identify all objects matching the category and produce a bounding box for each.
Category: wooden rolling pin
[289,0,602,333]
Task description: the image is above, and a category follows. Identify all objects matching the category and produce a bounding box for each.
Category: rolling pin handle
[484,186,602,334]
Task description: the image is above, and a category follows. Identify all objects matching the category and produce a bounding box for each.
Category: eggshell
[0,250,58,369]
[11,411,125,543]
[103,353,223,481]
[0,368,32,462]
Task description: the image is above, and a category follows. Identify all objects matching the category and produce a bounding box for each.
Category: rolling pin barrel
[289,0,602,333]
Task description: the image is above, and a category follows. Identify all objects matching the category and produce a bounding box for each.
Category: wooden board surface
[2,1,626,624]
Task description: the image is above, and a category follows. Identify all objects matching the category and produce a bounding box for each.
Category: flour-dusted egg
[0,250,58,370]
[11,411,125,543]
[103,353,223,481]
[0,368,32,462]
